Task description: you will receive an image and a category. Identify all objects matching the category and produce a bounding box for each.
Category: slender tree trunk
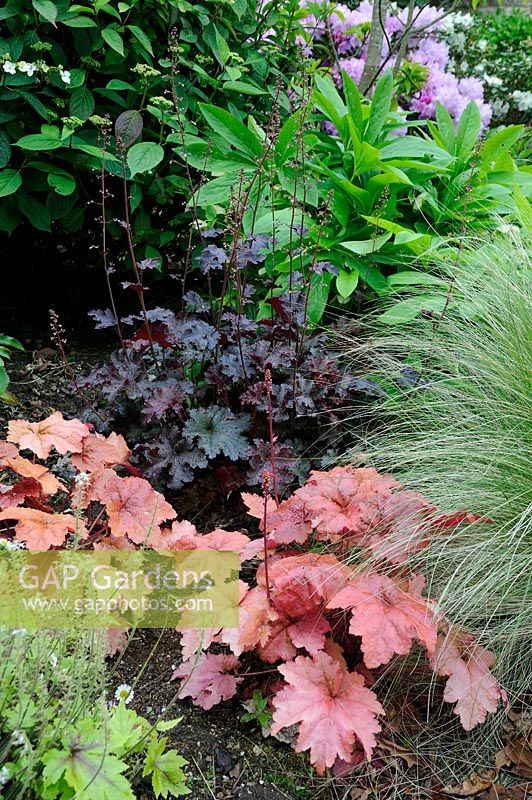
[393,0,416,76]
[359,0,389,95]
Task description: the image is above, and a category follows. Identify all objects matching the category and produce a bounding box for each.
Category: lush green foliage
[0,334,23,397]
[344,225,532,694]
[0,627,189,798]
[0,0,296,260]
[183,68,530,308]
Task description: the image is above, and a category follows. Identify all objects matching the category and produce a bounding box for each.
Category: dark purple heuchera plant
[80,236,380,495]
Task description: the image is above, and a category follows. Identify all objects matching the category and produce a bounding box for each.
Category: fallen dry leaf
[486,786,532,800]
[504,740,532,779]
[378,736,421,769]
[442,771,496,796]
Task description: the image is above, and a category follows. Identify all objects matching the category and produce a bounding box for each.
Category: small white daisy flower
[60,69,71,84]
[3,61,16,75]
[114,683,134,704]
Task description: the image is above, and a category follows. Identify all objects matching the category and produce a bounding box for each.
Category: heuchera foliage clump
[0,414,505,776]
[81,243,375,493]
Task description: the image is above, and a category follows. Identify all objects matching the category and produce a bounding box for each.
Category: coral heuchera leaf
[294,466,399,539]
[91,472,176,544]
[0,507,85,549]
[271,650,384,775]
[71,432,131,472]
[7,411,90,459]
[431,633,506,730]
[328,574,438,668]
[173,653,242,710]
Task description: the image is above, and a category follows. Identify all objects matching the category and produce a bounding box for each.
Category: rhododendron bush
[0,413,506,775]
[290,1,492,129]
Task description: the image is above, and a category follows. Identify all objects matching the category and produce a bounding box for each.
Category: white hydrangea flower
[2,61,16,74]
[18,61,38,76]
[114,683,134,704]
[478,39,488,51]
[0,766,10,787]
[60,69,71,84]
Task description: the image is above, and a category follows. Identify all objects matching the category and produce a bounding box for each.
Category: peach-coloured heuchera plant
[0,412,505,775]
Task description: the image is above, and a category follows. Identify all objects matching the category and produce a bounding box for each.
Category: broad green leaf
[32,0,57,24]
[0,335,23,351]
[480,125,523,167]
[18,194,51,231]
[115,109,143,147]
[341,70,363,132]
[388,272,447,289]
[106,79,135,90]
[380,136,454,165]
[16,134,64,151]
[0,366,8,396]
[128,25,154,55]
[108,703,148,756]
[42,741,136,799]
[513,181,532,230]
[363,265,389,294]
[313,90,343,132]
[127,142,164,175]
[336,268,359,298]
[275,110,301,166]
[394,230,432,254]
[377,293,447,324]
[102,27,125,56]
[0,169,22,197]
[314,74,346,121]
[340,232,392,254]
[435,102,455,153]
[143,737,190,798]
[222,81,267,95]
[47,172,76,195]
[306,272,332,326]
[0,129,11,169]
[213,24,230,66]
[61,15,98,27]
[69,86,95,120]
[198,104,262,159]
[454,100,481,162]
[362,215,405,234]
[365,70,393,145]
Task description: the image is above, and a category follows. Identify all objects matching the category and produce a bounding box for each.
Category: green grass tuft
[342,228,532,698]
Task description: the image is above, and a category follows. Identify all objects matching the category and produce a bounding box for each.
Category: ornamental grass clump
[342,227,532,697]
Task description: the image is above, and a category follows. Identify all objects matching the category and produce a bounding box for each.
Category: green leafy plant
[0,627,190,798]
[240,690,273,734]
[344,225,532,696]
[0,334,23,398]
[0,0,297,261]
[180,68,531,314]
